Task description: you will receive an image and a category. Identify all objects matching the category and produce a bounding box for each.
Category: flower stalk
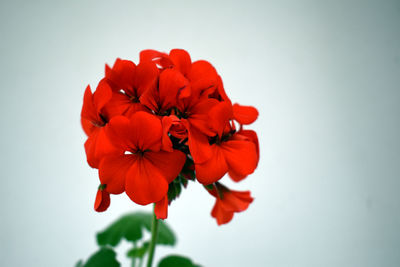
[146,206,159,267]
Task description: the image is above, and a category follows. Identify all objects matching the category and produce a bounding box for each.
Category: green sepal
[204,184,214,190]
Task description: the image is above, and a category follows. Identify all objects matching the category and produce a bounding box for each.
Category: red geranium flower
[207,183,254,225]
[194,101,259,184]
[81,80,119,168]
[103,59,158,118]
[81,48,260,224]
[98,111,186,205]
[195,132,258,184]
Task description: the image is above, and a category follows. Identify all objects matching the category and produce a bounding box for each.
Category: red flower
[194,102,259,184]
[81,80,119,168]
[81,49,260,223]
[207,183,253,225]
[98,112,186,205]
[103,59,158,118]
[139,49,227,164]
[140,67,189,114]
[195,132,258,184]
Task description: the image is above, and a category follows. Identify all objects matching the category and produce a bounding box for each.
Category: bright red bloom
[195,132,258,184]
[208,184,253,225]
[81,49,260,223]
[140,68,189,114]
[103,59,158,118]
[194,102,258,184]
[94,186,110,212]
[139,49,227,164]
[99,112,186,205]
[81,80,119,168]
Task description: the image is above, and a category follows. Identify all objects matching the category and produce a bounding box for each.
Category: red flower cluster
[81,49,259,225]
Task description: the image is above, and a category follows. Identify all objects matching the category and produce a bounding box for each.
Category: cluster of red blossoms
[81,49,259,225]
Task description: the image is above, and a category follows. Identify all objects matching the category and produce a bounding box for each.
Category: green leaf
[127,242,149,258]
[96,212,176,247]
[157,218,176,245]
[81,247,120,267]
[75,260,84,267]
[158,255,201,267]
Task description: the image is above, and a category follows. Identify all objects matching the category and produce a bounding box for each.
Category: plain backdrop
[0,0,399,266]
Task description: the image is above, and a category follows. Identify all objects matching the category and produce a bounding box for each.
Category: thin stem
[131,242,137,267]
[146,206,159,267]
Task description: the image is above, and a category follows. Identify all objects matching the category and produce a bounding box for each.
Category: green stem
[131,242,137,267]
[146,206,159,267]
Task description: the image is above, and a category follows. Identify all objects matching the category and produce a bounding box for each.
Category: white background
[0,0,399,266]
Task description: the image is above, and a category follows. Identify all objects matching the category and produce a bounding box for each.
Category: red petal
[182,120,212,164]
[129,112,162,151]
[139,50,173,69]
[161,116,174,152]
[106,58,136,94]
[234,191,254,203]
[103,91,147,119]
[104,116,133,151]
[94,189,110,212]
[195,145,228,185]
[81,82,111,127]
[211,200,234,225]
[125,157,169,205]
[140,50,168,63]
[188,98,219,136]
[145,150,186,183]
[134,61,159,97]
[105,112,162,152]
[189,60,218,95]
[226,170,247,182]
[93,79,112,113]
[139,86,159,112]
[237,129,260,162]
[219,190,253,212]
[84,127,120,168]
[103,92,131,118]
[208,101,233,137]
[221,139,258,182]
[154,196,168,219]
[81,85,98,123]
[233,103,259,125]
[99,154,137,194]
[81,117,95,136]
[169,115,188,139]
[159,68,188,110]
[211,75,231,103]
[169,49,191,77]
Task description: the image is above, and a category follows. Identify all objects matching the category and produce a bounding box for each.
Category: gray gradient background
[0,0,399,266]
